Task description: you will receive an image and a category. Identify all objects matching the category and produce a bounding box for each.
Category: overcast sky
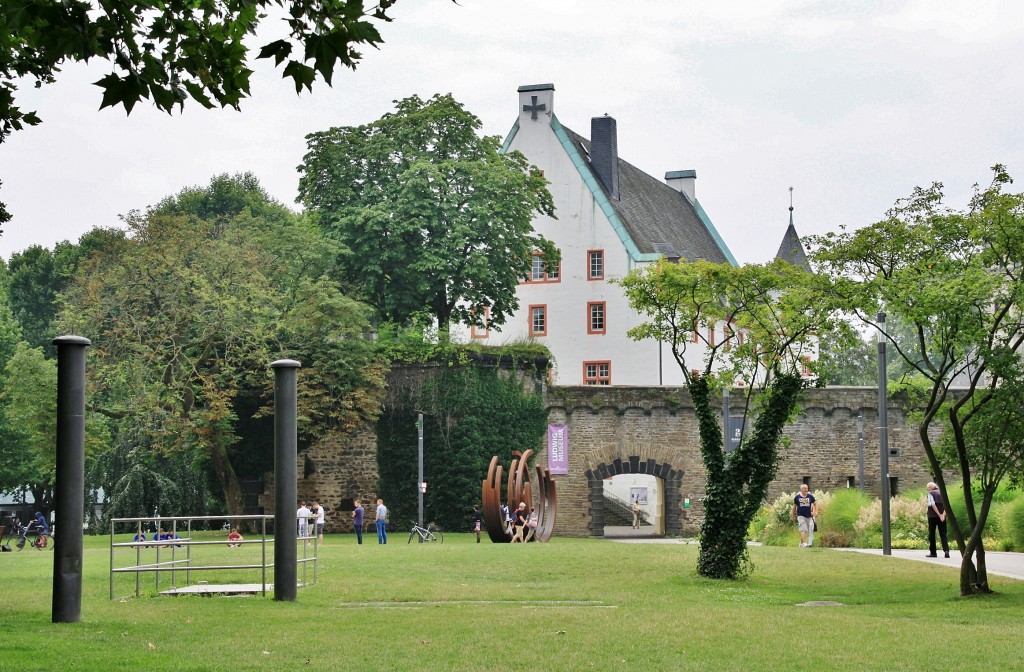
[2,0,1022,263]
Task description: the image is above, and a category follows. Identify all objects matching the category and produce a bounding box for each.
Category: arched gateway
[585,457,685,538]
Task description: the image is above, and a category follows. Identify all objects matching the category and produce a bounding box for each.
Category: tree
[57,174,386,516]
[618,258,840,579]
[1,0,414,144]
[297,93,558,331]
[1,0,449,224]
[6,228,127,353]
[810,165,1024,596]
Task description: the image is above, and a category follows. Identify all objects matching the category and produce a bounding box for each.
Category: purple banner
[547,424,569,475]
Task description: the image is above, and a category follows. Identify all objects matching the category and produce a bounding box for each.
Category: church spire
[775,187,810,270]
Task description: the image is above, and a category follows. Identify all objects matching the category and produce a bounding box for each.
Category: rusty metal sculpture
[481,449,557,542]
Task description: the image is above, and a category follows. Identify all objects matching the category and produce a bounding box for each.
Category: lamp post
[417,412,424,529]
[856,415,865,493]
[877,312,891,556]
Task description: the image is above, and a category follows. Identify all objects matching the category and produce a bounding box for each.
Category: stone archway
[584,457,685,537]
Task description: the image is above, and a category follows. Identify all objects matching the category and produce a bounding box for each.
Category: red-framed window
[707,322,715,346]
[525,253,560,283]
[587,301,606,334]
[529,304,547,336]
[587,250,604,281]
[692,319,699,344]
[801,356,813,377]
[583,361,611,385]
[471,306,490,339]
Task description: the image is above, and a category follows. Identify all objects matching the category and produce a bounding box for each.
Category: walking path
[607,531,1024,582]
[835,547,1024,581]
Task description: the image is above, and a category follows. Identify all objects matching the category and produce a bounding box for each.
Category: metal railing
[109,514,318,599]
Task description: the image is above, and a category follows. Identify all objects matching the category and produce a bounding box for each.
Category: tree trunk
[695,373,804,580]
[208,438,245,518]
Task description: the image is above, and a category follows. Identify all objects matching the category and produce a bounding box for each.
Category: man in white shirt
[375,498,388,544]
[297,501,311,545]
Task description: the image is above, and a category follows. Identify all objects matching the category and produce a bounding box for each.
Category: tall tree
[618,258,840,579]
[58,174,385,516]
[297,93,558,331]
[810,165,1024,596]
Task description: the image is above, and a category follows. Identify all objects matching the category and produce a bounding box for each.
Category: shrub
[1005,496,1024,550]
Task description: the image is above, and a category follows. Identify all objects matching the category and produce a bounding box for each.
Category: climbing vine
[376,347,548,531]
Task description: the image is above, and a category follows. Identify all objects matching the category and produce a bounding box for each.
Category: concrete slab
[160,583,275,596]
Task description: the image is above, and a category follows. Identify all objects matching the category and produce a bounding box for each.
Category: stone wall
[259,424,378,534]
[263,384,938,538]
[538,385,937,537]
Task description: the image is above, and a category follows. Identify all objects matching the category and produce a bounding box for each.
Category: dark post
[877,313,891,555]
[722,386,729,450]
[52,335,90,623]
[856,415,865,493]
[272,359,301,601]
[417,413,424,529]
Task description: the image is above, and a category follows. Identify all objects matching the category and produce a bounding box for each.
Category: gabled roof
[503,116,737,267]
[775,210,810,270]
[561,126,734,265]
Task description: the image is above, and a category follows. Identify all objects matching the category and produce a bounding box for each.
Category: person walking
[790,484,818,547]
[471,505,484,543]
[375,498,388,544]
[352,499,364,545]
[926,481,950,558]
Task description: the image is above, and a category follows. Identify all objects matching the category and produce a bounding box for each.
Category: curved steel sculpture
[481,449,557,542]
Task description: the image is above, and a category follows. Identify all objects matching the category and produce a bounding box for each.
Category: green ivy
[694,372,805,579]
[376,358,547,531]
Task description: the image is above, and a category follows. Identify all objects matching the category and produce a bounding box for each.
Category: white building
[465,83,807,386]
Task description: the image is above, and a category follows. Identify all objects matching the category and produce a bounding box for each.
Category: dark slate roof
[562,126,730,264]
[775,215,810,270]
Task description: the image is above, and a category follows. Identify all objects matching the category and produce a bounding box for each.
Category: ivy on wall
[376,358,548,532]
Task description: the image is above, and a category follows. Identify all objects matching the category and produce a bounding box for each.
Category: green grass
[3,534,1023,671]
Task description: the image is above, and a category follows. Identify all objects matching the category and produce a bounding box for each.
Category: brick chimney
[665,170,696,201]
[590,115,619,200]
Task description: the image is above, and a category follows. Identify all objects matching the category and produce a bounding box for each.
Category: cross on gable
[523,95,546,120]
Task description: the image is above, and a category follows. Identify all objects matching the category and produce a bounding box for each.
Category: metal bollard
[271,359,300,601]
[52,335,90,623]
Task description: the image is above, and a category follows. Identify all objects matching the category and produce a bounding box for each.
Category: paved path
[834,548,1024,581]
[607,534,1024,582]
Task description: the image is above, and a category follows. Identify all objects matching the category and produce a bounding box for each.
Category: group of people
[790,480,951,558]
[348,498,388,545]
[500,502,539,543]
[296,500,326,545]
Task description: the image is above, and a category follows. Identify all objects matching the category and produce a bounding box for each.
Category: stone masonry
[262,385,937,538]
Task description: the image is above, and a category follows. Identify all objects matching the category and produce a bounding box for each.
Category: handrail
[109,515,317,599]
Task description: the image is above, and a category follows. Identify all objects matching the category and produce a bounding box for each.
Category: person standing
[311,500,326,544]
[471,505,484,543]
[632,499,642,529]
[790,484,818,547]
[297,501,311,545]
[352,499,364,545]
[926,481,950,558]
[375,498,388,544]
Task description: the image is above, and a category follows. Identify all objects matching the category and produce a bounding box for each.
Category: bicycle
[408,521,443,544]
[8,519,54,551]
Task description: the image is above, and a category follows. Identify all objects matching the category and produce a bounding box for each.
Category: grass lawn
[2,533,1022,671]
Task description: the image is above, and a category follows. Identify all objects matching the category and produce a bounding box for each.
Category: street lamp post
[877,312,891,556]
[856,415,865,493]
[417,413,424,529]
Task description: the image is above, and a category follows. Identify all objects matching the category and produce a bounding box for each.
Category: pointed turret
[776,187,810,270]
